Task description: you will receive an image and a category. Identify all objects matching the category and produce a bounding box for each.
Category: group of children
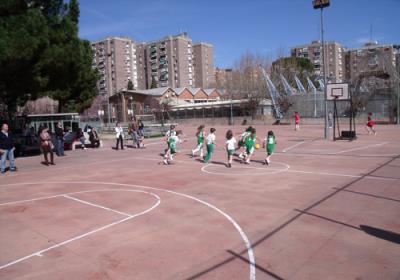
[162,124,276,167]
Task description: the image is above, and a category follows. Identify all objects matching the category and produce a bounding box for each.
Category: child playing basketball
[163,130,184,165]
[365,112,377,135]
[164,124,176,155]
[294,112,300,131]
[244,128,257,164]
[237,126,252,159]
[203,128,216,163]
[264,131,276,165]
[191,125,205,157]
[225,130,236,168]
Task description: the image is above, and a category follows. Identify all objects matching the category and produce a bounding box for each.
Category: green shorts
[246,145,254,155]
[227,149,235,156]
[267,145,275,156]
[170,147,177,154]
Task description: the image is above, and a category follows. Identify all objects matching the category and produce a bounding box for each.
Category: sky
[78,0,400,68]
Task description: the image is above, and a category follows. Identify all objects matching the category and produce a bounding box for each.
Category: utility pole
[313,0,330,139]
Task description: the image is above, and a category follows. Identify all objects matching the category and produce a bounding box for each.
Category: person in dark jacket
[55,122,65,156]
[89,127,101,148]
[0,123,16,173]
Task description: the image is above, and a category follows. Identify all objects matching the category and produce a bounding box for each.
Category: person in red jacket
[365,112,377,135]
[294,111,300,131]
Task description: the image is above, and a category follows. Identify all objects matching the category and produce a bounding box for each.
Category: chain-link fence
[287,89,398,122]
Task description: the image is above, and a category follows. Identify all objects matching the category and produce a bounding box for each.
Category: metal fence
[287,90,398,122]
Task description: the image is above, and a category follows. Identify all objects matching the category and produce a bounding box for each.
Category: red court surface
[1,124,399,280]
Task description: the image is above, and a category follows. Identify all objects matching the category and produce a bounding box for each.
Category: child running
[237,126,253,159]
[163,130,183,165]
[225,130,236,168]
[164,124,176,155]
[264,130,276,165]
[365,112,377,135]
[191,125,205,157]
[243,128,257,164]
[203,128,216,163]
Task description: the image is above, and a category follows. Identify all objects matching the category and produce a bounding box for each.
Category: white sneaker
[239,153,244,159]
[163,159,168,165]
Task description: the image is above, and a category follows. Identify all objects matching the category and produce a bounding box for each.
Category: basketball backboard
[326,83,349,100]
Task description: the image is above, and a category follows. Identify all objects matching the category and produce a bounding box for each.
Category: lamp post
[313,0,330,139]
[129,96,134,119]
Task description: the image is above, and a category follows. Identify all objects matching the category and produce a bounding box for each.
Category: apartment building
[91,37,138,97]
[135,32,194,89]
[345,42,398,89]
[291,40,345,83]
[215,67,233,89]
[193,43,215,88]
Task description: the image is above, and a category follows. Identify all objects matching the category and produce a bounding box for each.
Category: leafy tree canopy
[0,0,99,116]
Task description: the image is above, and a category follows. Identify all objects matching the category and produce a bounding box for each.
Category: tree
[227,52,271,119]
[150,76,157,89]
[127,80,134,90]
[0,0,98,117]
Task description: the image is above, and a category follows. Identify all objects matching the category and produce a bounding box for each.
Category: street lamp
[313,0,330,139]
[129,96,134,118]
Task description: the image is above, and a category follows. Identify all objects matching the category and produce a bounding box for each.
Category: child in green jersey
[264,130,276,165]
[203,128,216,163]
[163,130,183,165]
[191,125,205,157]
[237,126,252,159]
[244,128,257,164]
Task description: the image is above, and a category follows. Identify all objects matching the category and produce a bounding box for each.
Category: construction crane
[294,75,307,94]
[280,74,295,96]
[317,78,325,91]
[259,66,284,120]
[307,77,318,117]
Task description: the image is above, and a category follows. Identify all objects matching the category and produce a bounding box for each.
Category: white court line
[63,194,133,217]
[0,189,161,271]
[331,142,388,155]
[286,169,399,181]
[282,141,307,153]
[201,162,290,176]
[0,182,256,280]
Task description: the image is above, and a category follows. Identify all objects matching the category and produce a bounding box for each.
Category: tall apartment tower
[193,43,215,88]
[91,37,138,97]
[137,32,194,89]
[291,40,345,83]
[345,42,398,88]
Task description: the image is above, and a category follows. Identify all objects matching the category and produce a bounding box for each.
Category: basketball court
[0,124,399,279]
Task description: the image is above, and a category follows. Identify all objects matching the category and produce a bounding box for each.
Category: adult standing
[39,125,55,166]
[138,119,145,148]
[129,118,140,148]
[0,123,16,174]
[115,122,124,150]
[55,122,65,156]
